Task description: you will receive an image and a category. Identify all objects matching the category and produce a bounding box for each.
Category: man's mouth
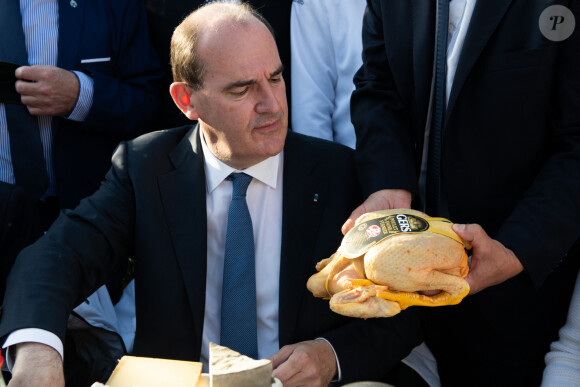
[253,112,283,132]
[254,119,279,131]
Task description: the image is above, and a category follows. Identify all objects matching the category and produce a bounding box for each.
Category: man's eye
[231,88,249,96]
[270,77,282,84]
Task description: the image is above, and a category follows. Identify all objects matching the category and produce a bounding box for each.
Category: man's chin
[263,138,286,158]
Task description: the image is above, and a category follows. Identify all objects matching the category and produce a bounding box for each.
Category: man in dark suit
[0,3,374,386]
[0,0,163,301]
[345,1,580,385]
[145,0,292,129]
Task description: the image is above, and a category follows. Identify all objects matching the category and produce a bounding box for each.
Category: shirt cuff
[67,70,94,122]
[3,328,64,370]
[315,337,342,382]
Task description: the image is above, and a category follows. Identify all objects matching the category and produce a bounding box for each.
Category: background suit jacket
[145,0,293,128]
[0,0,163,302]
[51,0,163,209]
[0,126,382,383]
[350,1,580,385]
[0,0,163,215]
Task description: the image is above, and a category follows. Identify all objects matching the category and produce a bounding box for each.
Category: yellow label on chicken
[339,213,462,258]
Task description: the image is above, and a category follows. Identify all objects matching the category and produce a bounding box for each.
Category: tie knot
[228,173,252,197]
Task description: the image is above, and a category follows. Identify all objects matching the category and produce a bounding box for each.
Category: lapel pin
[70,0,77,8]
[313,193,319,203]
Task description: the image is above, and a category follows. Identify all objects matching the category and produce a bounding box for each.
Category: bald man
[0,3,382,386]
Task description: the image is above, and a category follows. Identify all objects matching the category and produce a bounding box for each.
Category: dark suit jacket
[350,1,580,385]
[145,0,293,129]
[52,0,163,208]
[352,0,580,385]
[0,126,380,383]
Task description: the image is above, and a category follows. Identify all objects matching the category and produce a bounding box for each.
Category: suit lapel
[278,133,329,346]
[447,0,513,118]
[158,125,207,343]
[57,0,85,70]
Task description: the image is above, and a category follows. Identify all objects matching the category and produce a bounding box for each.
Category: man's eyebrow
[224,78,256,91]
[270,65,284,78]
[223,65,285,91]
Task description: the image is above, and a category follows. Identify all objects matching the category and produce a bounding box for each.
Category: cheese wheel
[209,343,273,387]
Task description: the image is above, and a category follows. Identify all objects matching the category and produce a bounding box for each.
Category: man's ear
[170,82,201,121]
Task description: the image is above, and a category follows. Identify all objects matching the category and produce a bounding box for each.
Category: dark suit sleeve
[0,143,136,343]
[320,310,425,383]
[494,3,580,288]
[350,0,419,199]
[79,0,164,138]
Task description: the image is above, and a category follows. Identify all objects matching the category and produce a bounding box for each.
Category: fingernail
[453,223,465,232]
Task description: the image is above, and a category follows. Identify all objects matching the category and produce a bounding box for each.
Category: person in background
[290,0,365,148]
[346,1,580,385]
[0,0,163,302]
[542,269,580,386]
[0,3,401,386]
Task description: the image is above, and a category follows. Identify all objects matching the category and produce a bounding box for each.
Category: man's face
[189,21,288,169]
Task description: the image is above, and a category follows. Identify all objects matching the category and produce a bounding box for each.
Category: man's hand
[341,189,412,235]
[270,340,337,387]
[8,342,64,387]
[452,223,524,294]
[15,65,80,116]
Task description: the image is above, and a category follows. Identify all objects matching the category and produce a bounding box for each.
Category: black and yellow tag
[339,214,432,258]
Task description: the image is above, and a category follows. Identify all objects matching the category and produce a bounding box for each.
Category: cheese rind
[209,343,273,387]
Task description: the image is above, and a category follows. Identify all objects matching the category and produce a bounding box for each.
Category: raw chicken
[307,209,469,318]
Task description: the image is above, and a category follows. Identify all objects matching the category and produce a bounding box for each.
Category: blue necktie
[0,0,49,197]
[220,172,258,358]
[426,0,450,215]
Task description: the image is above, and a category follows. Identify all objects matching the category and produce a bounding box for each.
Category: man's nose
[255,83,282,114]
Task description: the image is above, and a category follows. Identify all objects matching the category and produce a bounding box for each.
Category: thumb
[341,206,366,235]
[269,345,294,370]
[15,65,37,81]
[452,223,479,250]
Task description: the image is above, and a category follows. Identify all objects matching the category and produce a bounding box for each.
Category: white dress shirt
[446,0,477,102]
[290,0,366,149]
[200,130,283,369]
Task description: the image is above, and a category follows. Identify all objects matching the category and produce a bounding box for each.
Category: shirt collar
[196,129,281,194]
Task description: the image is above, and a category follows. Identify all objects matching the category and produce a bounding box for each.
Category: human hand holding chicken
[452,223,523,295]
